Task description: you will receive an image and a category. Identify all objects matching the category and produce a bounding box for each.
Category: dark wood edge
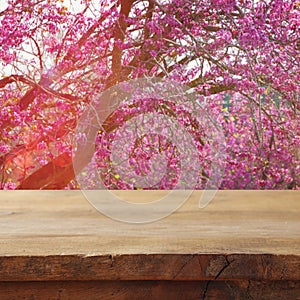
[0,253,299,281]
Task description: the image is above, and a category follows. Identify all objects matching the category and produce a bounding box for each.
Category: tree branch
[0,75,32,88]
[106,0,135,87]
[16,152,74,189]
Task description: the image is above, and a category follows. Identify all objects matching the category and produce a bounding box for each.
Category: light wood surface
[1,190,299,255]
[0,190,299,282]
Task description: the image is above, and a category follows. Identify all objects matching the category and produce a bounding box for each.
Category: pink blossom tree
[0,0,299,189]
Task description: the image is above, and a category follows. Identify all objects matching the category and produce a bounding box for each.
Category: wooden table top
[0,190,299,281]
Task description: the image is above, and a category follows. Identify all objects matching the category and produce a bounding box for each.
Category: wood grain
[0,280,299,300]
[1,190,299,255]
[0,191,299,298]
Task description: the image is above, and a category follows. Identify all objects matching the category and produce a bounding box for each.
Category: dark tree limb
[0,75,32,88]
[106,0,135,87]
[16,153,74,189]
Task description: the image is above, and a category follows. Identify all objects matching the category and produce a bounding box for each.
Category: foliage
[0,0,299,189]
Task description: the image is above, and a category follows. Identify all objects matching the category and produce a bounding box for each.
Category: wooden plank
[0,191,299,282]
[0,254,299,281]
[0,280,299,300]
